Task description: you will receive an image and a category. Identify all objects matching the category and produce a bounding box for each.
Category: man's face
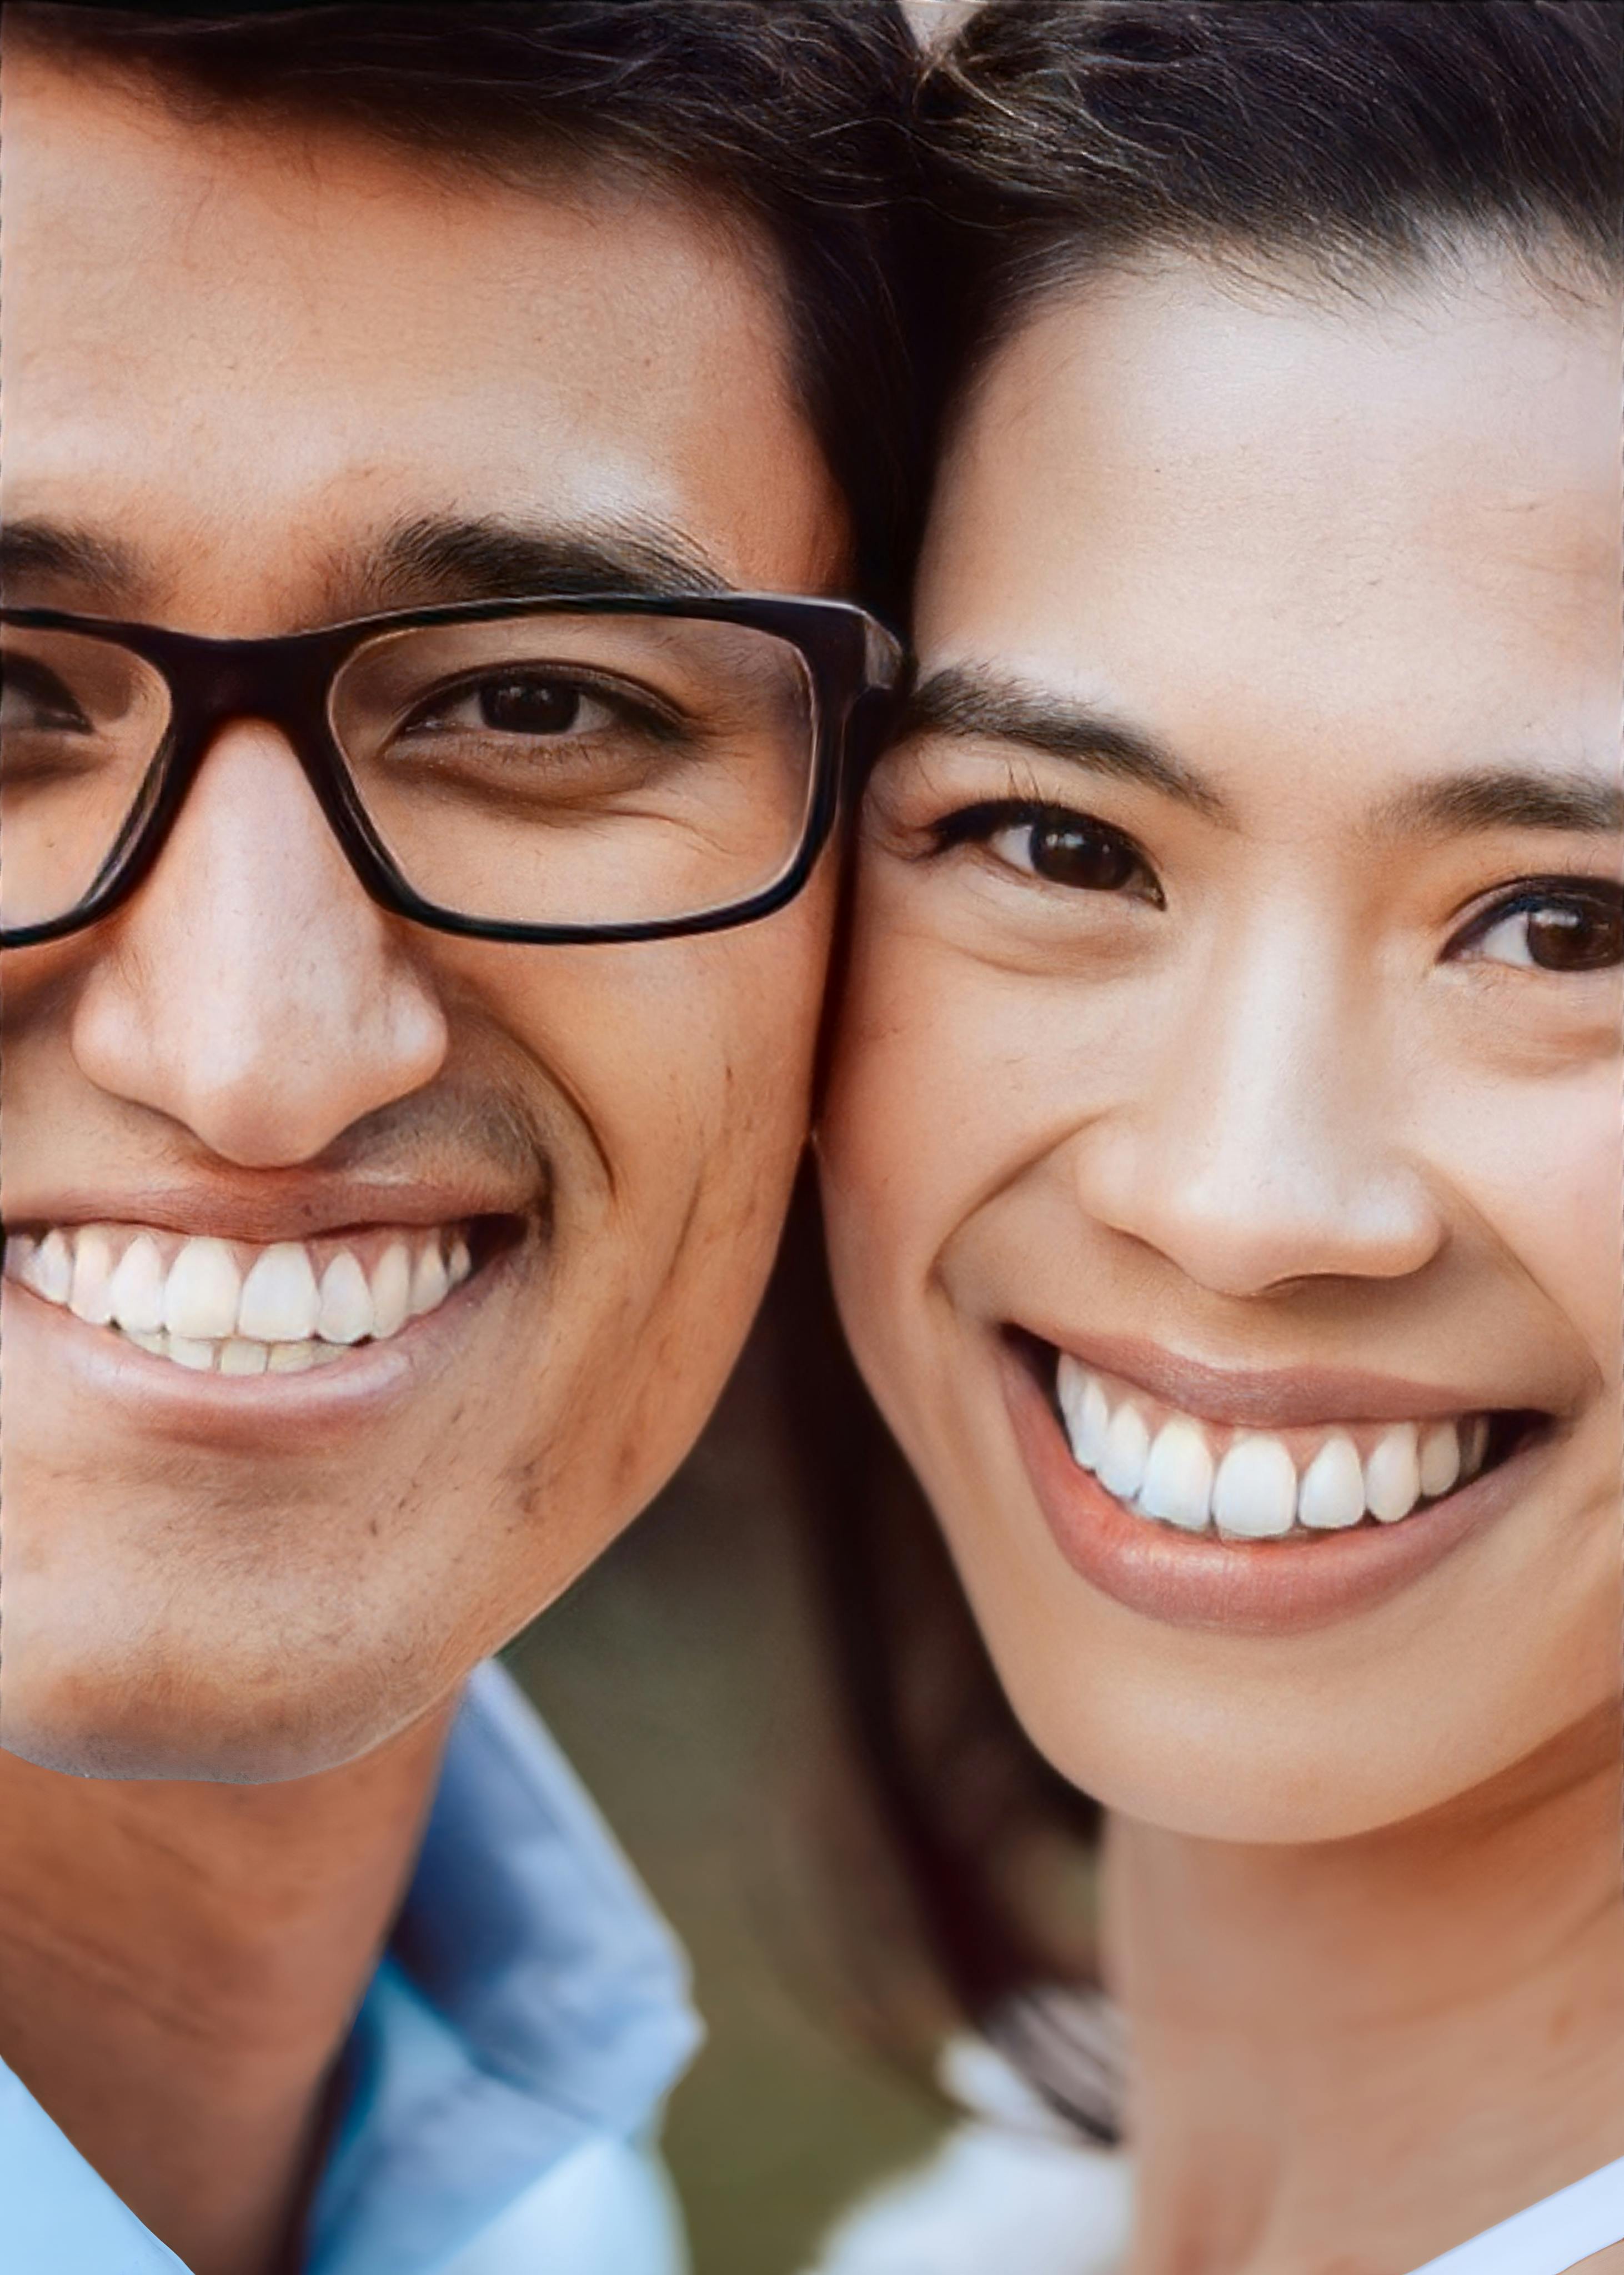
[0,53,846,1779]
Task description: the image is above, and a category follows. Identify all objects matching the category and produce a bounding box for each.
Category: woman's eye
[1461,890,1623,974]
[984,811,1157,896]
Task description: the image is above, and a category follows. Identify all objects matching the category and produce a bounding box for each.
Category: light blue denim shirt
[0,1661,701,2274]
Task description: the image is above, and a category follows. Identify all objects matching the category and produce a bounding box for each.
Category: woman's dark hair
[8,1,933,618]
[924,0,1622,395]
[785,0,1622,2143]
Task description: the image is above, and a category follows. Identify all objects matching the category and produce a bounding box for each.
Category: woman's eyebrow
[904,669,1623,841]
[1372,768,1624,838]
[901,665,1232,821]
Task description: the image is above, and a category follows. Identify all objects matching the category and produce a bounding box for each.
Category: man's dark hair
[11,1,930,616]
[786,0,1623,2146]
[918,0,1622,385]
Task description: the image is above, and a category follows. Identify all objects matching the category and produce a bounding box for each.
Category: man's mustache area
[1,1082,557,1376]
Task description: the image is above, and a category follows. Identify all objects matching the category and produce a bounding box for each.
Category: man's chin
[0,1625,458,1784]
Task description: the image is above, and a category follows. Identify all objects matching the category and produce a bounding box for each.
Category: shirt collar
[310,1659,700,2274]
[0,1661,699,2275]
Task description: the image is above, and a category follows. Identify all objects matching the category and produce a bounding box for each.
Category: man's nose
[1070,925,1446,1298]
[70,723,450,1166]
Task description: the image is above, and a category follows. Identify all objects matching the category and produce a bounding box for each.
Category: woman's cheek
[1432,1063,1622,1376]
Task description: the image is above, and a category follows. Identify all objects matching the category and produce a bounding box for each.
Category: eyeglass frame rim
[0,591,905,949]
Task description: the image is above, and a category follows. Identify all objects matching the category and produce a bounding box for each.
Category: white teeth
[1364,1423,1421,1525]
[13,1219,474,1373]
[409,1242,450,1319]
[67,1227,115,1325]
[1211,1435,1299,1539]
[167,1335,219,1372]
[370,1244,412,1340]
[24,1230,74,1305]
[163,1238,243,1341]
[268,1339,346,1373]
[3,1234,38,1282]
[1418,1420,1461,1501]
[316,1252,374,1345]
[1097,1402,1151,1501]
[1296,1434,1366,1530]
[238,1244,322,1342]
[68,1227,118,1326]
[108,1235,167,1334]
[1055,1353,1498,1543]
[218,1338,271,1376]
[1057,1355,1110,1469]
[1136,1418,1214,1532]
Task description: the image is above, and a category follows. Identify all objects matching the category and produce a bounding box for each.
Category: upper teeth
[1056,1356,1491,1539]
[4,1223,474,1374]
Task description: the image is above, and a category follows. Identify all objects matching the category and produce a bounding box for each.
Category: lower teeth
[120,1327,350,1374]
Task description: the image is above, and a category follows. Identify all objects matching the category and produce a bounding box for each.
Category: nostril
[69,926,449,1170]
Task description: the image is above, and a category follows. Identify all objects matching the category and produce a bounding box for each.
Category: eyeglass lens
[1,613,820,934]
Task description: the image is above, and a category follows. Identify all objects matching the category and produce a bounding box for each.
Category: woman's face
[820,253,1622,1843]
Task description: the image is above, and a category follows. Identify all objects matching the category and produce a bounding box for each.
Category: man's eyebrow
[901,665,1232,822]
[1374,768,1624,838]
[359,514,733,609]
[0,520,150,604]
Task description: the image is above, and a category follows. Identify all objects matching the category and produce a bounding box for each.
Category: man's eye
[1456,886,1623,973]
[0,659,93,734]
[407,674,613,739]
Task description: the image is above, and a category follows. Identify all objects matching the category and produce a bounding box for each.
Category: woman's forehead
[913,255,1619,807]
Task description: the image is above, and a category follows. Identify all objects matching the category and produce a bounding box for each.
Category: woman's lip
[0,1251,512,1452]
[1001,1348,1530,1636]
[1009,1324,1523,1431]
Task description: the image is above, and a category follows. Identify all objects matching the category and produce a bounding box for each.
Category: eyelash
[927,800,1622,972]
[1448,878,1623,971]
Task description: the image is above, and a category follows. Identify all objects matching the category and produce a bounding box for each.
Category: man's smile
[4,1218,488,1375]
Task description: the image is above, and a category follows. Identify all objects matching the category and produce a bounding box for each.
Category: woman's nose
[69,722,450,1166]
[1069,925,1446,1299]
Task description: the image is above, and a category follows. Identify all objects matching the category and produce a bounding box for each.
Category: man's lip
[2,1184,532,1245]
[1009,1325,1536,1431]
[0,1251,512,1449]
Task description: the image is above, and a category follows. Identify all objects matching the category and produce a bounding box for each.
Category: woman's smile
[995,1332,1562,1635]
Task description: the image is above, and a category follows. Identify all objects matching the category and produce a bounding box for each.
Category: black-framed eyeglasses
[0,593,904,949]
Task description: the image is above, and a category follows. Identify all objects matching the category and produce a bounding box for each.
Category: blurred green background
[504,1317,946,2275]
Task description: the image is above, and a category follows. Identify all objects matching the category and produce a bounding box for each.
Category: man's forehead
[2,49,850,618]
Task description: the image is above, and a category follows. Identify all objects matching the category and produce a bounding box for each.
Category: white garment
[808,2122,1131,2275]
[810,2040,1624,2275]
[808,2039,1130,2275]
[1404,2153,1624,2275]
